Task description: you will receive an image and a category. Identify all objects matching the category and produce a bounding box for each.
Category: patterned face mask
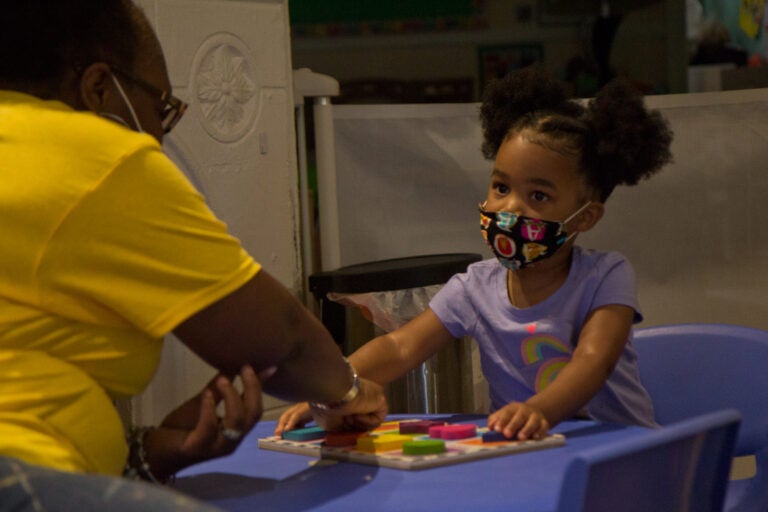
[479,202,591,270]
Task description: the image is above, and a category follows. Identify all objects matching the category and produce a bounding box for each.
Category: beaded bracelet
[309,357,360,410]
[123,426,173,484]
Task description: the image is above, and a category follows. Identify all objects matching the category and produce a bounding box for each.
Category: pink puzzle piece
[429,424,477,440]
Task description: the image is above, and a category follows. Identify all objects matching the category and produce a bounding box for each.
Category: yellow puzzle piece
[356,434,413,453]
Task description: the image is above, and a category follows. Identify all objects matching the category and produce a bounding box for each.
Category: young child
[277,65,673,440]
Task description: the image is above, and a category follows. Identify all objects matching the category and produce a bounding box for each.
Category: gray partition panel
[329,89,768,329]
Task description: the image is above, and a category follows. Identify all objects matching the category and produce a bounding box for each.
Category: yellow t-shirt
[0,91,261,475]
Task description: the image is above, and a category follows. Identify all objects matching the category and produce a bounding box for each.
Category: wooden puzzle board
[258,420,566,470]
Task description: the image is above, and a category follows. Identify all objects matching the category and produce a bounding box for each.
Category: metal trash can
[309,253,484,414]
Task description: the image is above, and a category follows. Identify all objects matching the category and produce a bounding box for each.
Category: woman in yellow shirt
[0,0,386,509]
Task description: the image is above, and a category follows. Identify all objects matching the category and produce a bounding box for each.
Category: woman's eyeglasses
[111,67,188,134]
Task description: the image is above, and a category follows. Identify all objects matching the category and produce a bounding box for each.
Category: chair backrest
[633,323,768,512]
[633,323,768,456]
[557,409,741,512]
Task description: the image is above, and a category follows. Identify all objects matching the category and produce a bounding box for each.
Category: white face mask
[103,72,144,133]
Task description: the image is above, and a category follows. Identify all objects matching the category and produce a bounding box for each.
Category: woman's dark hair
[0,0,144,96]
[479,65,673,202]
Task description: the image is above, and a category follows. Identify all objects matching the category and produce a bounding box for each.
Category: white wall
[133,0,299,424]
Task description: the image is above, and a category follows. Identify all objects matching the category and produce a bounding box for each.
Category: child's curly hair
[479,65,673,202]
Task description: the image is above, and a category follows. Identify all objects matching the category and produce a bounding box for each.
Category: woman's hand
[487,401,550,441]
[275,378,388,436]
[309,378,388,432]
[143,365,267,481]
[275,402,312,435]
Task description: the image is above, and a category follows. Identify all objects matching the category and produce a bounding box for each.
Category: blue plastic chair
[557,409,741,512]
[633,323,768,512]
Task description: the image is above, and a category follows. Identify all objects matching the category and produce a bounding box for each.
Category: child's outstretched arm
[349,308,454,384]
[275,308,454,434]
[487,304,634,440]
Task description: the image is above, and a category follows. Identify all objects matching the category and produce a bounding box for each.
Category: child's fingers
[487,410,502,431]
[517,415,549,440]
[488,407,514,432]
[274,403,310,435]
[275,414,298,435]
[502,409,529,438]
[488,407,519,436]
[488,406,526,437]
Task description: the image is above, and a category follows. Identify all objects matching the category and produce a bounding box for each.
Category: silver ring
[221,427,243,441]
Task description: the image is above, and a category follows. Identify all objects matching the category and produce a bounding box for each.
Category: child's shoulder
[465,257,505,276]
[573,246,634,273]
[458,250,632,281]
[448,257,504,287]
[574,246,629,262]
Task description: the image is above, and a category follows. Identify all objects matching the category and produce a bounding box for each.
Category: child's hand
[487,401,550,440]
[275,402,312,435]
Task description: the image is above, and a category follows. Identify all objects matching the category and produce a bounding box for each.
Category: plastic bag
[327,284,444,333]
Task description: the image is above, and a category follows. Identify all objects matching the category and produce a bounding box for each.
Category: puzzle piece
[324,431,366,447]
[399,420,446,434]
[372,420,401,432]
[481,430,509,443]
[281,425,326,442]
[402,439,446,455]
[260,419,566,470]
[357,433,413,453]
[429,424,476,440]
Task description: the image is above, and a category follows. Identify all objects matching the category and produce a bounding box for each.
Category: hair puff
[479,65,673,201]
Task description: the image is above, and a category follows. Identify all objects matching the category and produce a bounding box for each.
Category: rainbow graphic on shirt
[521,334,572,391]
[534,357,570,392]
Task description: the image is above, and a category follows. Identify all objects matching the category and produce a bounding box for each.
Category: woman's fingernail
[258,366,277,381]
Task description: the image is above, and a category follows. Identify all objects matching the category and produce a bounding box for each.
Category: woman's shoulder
[25,96,161,164]
[65,110,159,156]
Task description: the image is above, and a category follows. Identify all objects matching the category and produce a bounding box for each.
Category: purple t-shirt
[429,246,657,428]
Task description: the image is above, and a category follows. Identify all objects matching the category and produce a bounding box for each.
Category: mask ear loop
[561,201,593,241]
[109,73,144,133]
[98,112,130,128]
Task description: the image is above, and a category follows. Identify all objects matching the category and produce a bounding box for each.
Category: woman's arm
[173,270,361,406]
[488,304,634,439]
[274,307,454,433]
